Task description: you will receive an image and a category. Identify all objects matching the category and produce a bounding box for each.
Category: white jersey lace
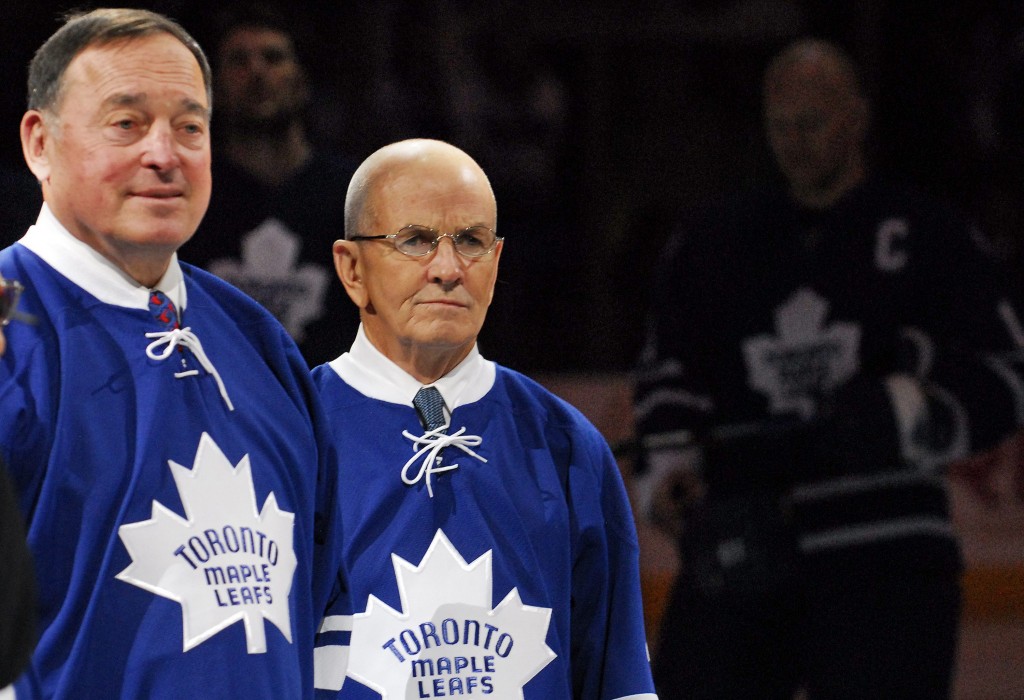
[145,327,236,411]
[401,424,486,498]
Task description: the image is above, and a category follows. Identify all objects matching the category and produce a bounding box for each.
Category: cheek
[181,149,212,189]
[188,157,213,191]
[472,264,499,297]
[50,152,110,202]
[66,147,134,189]
[367,275,411,314]
[184,143,212,167]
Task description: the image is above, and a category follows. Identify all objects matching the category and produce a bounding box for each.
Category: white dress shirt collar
[19,203,187,312]
[328,324,496,408]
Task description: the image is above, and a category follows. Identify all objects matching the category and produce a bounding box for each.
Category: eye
[116,119,135,130]
[456,232,483,248]
[395,226,437,254]
[454,227,493,252]
[261,47,291,66]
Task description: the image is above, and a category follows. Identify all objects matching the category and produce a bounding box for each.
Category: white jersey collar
[328,324,496,409]
[19,203,187,312]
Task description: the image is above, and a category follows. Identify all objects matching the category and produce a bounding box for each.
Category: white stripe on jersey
[799,516,955,553]
[313,645,349,692]
[314,614,353,691]
[318,614,353,633]
[998,298,1024,348]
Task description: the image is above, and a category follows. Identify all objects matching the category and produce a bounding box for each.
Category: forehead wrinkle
[68,39,208,107]
[356,141,497,234]
[373,186,494,233]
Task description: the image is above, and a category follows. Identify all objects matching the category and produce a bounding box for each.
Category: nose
[426,236,464,288]
[241,53,268,77]
[139,123,180,172]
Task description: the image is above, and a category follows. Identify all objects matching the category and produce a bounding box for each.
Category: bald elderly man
[311,139,657,699]
[634,38,1024,698]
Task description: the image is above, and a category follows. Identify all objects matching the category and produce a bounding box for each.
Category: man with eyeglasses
[310,138,657,699]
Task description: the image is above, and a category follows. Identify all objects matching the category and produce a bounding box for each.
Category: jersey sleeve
[567,426,658,700]
[893,215,1024,462]
[633,226,715,445]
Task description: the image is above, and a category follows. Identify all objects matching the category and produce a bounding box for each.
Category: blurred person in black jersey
[634,38,1024,699]
[180,3,358,367]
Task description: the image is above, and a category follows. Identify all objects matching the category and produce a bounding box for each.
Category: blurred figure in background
[635,38,1024,698]
[445,21,583,372]
[180,2,359,367]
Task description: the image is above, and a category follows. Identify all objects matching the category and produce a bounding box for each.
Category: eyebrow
[103,92,210,119]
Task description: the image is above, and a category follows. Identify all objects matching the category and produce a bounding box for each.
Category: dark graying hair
[27,7,212,113]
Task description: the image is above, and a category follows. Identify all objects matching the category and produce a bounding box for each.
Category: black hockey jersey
[635,177,1023,563]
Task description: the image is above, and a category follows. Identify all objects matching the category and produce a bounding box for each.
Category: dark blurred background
[2,0,1022,373]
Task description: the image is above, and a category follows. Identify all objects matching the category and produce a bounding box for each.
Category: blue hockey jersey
[0,205,344,699]
[312,328,657,700]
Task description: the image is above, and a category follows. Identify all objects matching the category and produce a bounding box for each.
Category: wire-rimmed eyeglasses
[0,277,24,327]
[350,225,502,258]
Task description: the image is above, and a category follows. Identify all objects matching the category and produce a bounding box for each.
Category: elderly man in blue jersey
[0,9,344,698]
[311,138,657,699]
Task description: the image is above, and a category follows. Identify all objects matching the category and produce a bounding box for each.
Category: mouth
[416,298,468,310]
[131,188,184,200]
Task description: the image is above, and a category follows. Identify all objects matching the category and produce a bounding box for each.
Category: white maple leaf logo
[347,530,556,699]
[209,218,328,342]
[117,432,297,654]
[742,287,860,417]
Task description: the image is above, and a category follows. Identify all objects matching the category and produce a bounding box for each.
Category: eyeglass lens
[395,226,497,257]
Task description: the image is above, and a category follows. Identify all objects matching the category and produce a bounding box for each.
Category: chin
[126,222,197,250]
[415,326,478,352]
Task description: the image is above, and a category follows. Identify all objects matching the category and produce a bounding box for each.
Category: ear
[20,110,52,184]
[333,239,369,309]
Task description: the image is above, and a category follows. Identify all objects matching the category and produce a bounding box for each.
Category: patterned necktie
[413,386,447,433]
[149,289,180,330]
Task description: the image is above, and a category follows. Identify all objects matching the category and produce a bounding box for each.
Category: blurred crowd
[0,0,1022,373]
